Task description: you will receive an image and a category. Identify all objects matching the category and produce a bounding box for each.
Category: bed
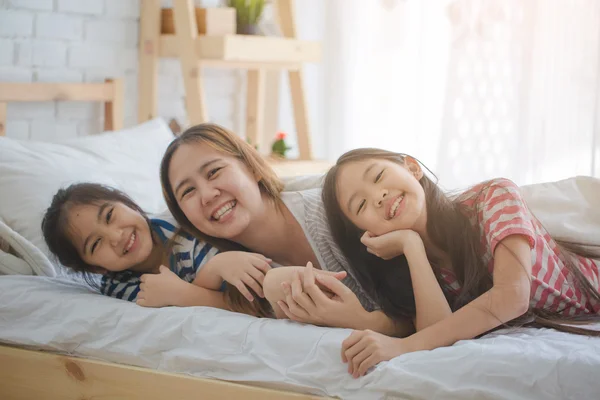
[1,81,600,400]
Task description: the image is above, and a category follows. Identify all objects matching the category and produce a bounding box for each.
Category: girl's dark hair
[41,183,150,287]
[160,123,284,252]
[323,148,600,336]
[42,182,275,318]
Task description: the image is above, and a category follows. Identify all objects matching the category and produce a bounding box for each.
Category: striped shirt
[441,178,600,315]
[282,189,379,311]
[100,211,219,302]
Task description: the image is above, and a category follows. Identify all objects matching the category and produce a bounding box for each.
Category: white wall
[0,0,237,140]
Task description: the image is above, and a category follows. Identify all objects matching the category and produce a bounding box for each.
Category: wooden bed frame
[0,79,124,136]
[0,80,330,399]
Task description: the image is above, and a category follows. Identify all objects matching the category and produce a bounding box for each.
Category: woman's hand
[360,230,422,260]
[137,265,187,307]
[277,262,369,328]
[342,330,411,378]
[208,252,272,302]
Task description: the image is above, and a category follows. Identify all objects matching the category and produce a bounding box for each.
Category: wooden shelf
[267,158,332,178]
[138,0,319,160]
[159,34,320,68]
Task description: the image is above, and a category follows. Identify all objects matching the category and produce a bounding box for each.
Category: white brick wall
[0,0,238,140]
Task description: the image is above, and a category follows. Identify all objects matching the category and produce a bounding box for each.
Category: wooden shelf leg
[0,102,6,136]
[276,0,312,160]
[174,0,208,125]
[105,79,124,131]
[138,0,160,123]
[246,69,266,151]
[288,70,312,160]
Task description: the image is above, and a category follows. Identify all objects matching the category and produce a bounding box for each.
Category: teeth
[124,232,135,254]
[389,195,404,219]
[212,201,236,220]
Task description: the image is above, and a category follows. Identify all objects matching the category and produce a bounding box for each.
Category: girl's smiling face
[336,157,427,236]
[67,201,154,272]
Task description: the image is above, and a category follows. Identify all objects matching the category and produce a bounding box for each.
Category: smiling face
[168,141,265,241]
[67,201,154,272]
[335,157,428,236]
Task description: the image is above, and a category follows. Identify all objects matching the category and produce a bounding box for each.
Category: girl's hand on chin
[136,265,186,307]
[360,230,422,260]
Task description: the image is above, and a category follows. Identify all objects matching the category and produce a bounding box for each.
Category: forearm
[405,244,452,331]
[405,285,529,352]
[263,267,306,319]
[193,261,224,291]
[357,310,414,337]
[173,281,230,310]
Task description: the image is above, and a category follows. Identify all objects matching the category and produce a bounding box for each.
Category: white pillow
[521,176,600,248]
[283,174,324,192]
[0,118,174,274]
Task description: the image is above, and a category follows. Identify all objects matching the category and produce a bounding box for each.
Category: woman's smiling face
[168,141,265,240]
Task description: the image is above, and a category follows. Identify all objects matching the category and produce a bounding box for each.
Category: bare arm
[404,235,532,351]
[170,281,229,309]
[404,238,452,331]
[342,235,533,377]
[137,265,229,310]
[192,256,223,291]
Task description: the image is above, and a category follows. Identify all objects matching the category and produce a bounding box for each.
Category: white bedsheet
[0,276,599,399]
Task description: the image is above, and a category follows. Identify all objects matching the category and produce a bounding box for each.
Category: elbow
[498,283,531,320]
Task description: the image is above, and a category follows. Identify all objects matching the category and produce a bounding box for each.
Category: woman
[159,123,409,335]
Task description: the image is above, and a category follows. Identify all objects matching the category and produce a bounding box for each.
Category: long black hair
[323,148,600,336]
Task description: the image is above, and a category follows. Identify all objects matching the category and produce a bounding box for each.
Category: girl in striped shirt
[321,148,600,378]
[41,183,325,317]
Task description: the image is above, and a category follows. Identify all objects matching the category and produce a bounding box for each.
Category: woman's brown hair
[323,148,600,336]
[160,123,283,318]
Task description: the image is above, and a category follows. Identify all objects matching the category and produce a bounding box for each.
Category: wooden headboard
[0,78,124,137]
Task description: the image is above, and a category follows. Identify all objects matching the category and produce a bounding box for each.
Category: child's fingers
[242,273,263,298]
[351,347,373,378]
[341,330,364,362]
[159,265,170,274]
[277,301,294,320]
[251,257,272,273]
[360,231,374,244]
[291,271,315,310]
[235,282,254,302]
[303,261,316,289]
[248,262,267,285]
[357,354,377,378]
[250,253,273,263]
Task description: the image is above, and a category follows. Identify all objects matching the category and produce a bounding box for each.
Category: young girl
[321,148,600,377]
[41,183,344,318]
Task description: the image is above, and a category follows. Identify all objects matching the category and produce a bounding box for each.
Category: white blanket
[0,217,55,276]
[0,276,599,400]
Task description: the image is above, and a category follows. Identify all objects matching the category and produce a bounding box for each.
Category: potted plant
[227,0,265,35]
[271,131,291,158]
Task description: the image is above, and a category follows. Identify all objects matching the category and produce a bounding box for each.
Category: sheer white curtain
[322,0,600,190]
